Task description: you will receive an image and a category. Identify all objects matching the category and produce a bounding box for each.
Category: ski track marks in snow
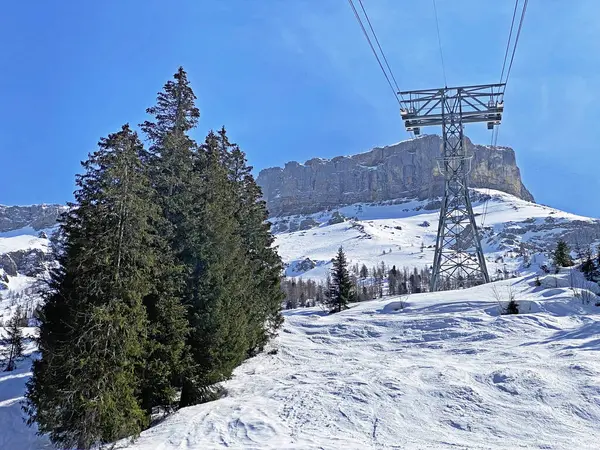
[111,278,600,450]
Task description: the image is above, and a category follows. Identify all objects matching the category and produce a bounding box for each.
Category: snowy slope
[274,189,599,281]
[2,270,600,448]
[2,193,600,449]
[107,274,600,449]
[0,228,52,325]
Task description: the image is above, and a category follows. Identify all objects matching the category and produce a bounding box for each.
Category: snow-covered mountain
[273,189,600,282]
[1,190,599,323]
[0,208,60,325]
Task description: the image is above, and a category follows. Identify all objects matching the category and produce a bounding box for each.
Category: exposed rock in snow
[0,254,18,277]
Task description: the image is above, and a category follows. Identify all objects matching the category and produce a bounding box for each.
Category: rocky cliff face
[0,204,65,233]
[257,135,533,217]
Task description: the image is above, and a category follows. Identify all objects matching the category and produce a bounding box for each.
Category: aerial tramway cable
[481,0,529,229]
[347,0,402,106]
[432,0,448,87]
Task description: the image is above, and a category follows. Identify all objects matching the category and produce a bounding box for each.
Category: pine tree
[581,247,595,281]
[24,125,155,448]
[137,69,195,414]
[327,247,353,313]
[359,264,369,279]
[217,127,284,354]
[177,131,252,407]
[552,240,573,268]
[388,266,398,296]
[1,305,24,372]
[140,68,215,408]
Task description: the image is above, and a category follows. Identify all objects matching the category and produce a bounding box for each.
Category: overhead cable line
[503,0,528,86]
[347,0,401,105]
[483,0,528,227]
[356,0,402,94]
[499,0,520,85]
[432,0,448,87]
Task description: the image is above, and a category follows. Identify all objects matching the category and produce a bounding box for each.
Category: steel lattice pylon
[399,84,506,291]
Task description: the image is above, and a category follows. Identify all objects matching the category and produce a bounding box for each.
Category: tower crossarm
[398,83,505,133]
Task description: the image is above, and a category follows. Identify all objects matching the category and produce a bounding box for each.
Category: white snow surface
[109,275,600,449]
[2,192,600,448]
[0,235,47,255]
[273,189,596,281]
[2,275,600,448]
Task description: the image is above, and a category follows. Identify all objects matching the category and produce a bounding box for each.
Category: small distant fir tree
[552,240,573,269]
[1,305,25,372]
[327,247,354,313]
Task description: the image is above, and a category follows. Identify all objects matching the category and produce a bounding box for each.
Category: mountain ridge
[257,135,533,217]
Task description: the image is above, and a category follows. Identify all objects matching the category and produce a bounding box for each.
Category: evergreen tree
[388,266,398,296]
[24,125,155,448]
[581,247,595,281]
[217,127,284,354]
[359,264,369,279]
[552,240,573,268]
[178,131,252,407]
[2,305,24,372]
[327,247,353,313]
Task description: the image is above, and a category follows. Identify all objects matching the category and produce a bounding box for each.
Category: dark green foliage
[359,264,369,279]
[327,247,353,313]
[552,240,573,268]
[581,248,595,281]
[1,305,25,371]
[217,127,284,353]
[25,67,284,445]
[138,67,194,414]
[178,131,252,406]
[24,125,153,449]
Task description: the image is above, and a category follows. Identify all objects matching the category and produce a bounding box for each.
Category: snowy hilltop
[273,189,599,283]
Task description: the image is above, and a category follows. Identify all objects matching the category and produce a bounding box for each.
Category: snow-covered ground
[107,274,600,449]
[274,189,598,281]
[2,273,600,448]
[0,328,50,450]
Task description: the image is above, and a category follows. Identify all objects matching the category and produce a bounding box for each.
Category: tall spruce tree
[328,247,353,313]
[139,67,200,409]
[1,305,25,372]
[178,131,252,406]
[24,125,155,449]
[217,127,284,354]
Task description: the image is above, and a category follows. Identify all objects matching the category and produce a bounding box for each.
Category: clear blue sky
[1,1,598,217]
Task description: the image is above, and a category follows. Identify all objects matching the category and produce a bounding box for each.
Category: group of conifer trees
[23,68,283,450]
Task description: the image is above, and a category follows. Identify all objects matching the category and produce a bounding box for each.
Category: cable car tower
[399,84,505,291]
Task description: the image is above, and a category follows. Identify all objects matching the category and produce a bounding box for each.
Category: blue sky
[1,0,598,217]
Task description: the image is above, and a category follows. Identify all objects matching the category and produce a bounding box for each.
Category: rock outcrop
[257,135,533,217]
[0,204,65,233]
[0,249,48,277]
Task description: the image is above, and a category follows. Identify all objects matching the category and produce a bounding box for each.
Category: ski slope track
[5,277,600,449]
[118,276,600,449]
